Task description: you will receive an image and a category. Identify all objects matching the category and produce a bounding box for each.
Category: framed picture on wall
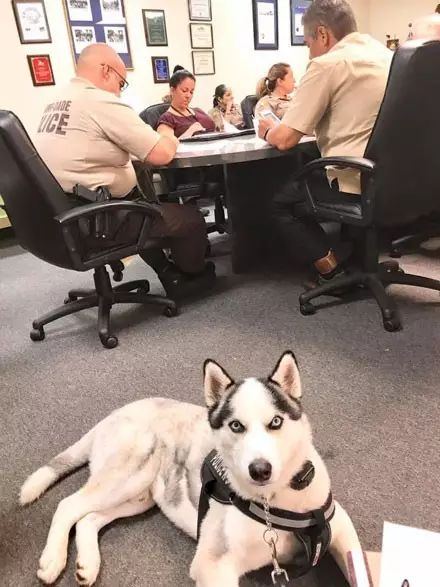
[12,0,52,44]
[192,50,215,75]
[189,23,213,49]
[27,54,55,86]
[290,0,312,45]
[143,9,168,46]
[151,56,170,83]
[188,0,212,22]
[63,0,133,69]
[252,0,278,50]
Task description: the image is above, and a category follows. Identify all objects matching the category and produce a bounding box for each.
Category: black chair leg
[31,295,99,341]
[66,288,95,302]
[365,274,402,332]
[113,279,150,293]
[299,273,362,315]
[381,271,440,292]
[113,291,177,316]
[97,297,117,349]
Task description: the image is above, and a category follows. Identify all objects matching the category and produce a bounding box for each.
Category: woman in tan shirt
[255,63,296,120]
[208,85,244,131]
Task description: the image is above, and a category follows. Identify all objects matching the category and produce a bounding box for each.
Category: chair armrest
[55,199,162,225]
[295,156,376,181]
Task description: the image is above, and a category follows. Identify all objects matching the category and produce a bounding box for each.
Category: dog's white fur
[20,352,361,586]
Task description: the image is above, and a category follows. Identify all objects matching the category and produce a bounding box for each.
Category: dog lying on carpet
[20,351,361,586]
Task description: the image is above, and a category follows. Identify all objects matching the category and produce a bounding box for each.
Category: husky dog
[20,352,361,586]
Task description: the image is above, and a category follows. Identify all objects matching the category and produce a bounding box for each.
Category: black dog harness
[197,450,335,580]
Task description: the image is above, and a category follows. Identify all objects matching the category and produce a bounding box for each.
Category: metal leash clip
[262,498,290,586]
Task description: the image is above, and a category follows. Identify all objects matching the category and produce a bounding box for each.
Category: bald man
[413,13,440,39]
[35,44,215,298]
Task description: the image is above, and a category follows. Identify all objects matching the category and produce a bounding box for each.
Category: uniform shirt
[255,94,292,120]
[158,107,215,138]
[208,104,244,131]
[282,33,393,194]
[34,77,161,197]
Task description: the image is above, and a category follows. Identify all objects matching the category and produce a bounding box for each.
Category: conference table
[167,133,318,273]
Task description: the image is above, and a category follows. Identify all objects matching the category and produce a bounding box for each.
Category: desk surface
[167,134,316,168]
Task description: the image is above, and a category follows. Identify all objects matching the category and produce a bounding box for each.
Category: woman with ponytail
[208,84,244,131]
[255,63,295,120]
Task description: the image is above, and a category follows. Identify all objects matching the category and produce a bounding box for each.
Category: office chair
[389,213,440,257]
[0,110,177,349]
[240,95,258,129]
[296,40,440,332]
[139,103,227,235]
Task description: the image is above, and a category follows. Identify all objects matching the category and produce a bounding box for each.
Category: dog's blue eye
[268,416,284,430]
[229,420,245,433]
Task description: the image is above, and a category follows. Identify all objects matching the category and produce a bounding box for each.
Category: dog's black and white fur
[20,351,361,586]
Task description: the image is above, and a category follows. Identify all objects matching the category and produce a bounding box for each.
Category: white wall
[368,0,437,44]
[0,0,368,137]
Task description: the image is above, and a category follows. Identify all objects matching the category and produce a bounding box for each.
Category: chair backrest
[365,40,440,225]
[0,110,75,268]
[139,102,169,130]
[240,95,258,129]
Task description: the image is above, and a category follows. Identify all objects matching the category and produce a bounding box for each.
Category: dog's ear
[204,359,234,408]
[269,351,302,399]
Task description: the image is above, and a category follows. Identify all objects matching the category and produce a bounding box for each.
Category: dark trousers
[273,171,343,265]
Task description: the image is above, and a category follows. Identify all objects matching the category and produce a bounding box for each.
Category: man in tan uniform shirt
[35,44,215,298]
[258,0,392,285]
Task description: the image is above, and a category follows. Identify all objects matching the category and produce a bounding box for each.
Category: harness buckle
[271,567,290,585]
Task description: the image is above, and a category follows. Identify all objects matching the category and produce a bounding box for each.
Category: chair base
[30,267,177,348]
[299,261,440,332]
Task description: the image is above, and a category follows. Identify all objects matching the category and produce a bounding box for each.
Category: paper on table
[380,522,440,587]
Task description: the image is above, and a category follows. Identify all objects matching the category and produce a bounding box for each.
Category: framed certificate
[151,56,170,83]
[190,23,213,49]
[12,0,52,44]
[188,0,211,21]
[143,9,168,46]
[192,50,215,75]
[27,54,55,86]
[290,0,312,45]
[252,0,278,50]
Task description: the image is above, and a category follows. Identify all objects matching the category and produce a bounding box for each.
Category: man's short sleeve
[89,100,161,161]
[282,61,334,135]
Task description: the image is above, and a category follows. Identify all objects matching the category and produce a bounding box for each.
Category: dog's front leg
[329,501,362,581]
[190,553,240,587]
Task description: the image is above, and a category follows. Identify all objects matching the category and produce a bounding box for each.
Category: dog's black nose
[248,459,272,482]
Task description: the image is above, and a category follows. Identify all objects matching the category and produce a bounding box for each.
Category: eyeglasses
[101,63,129,92]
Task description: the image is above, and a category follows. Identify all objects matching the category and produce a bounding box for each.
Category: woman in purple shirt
[157,70,215,139]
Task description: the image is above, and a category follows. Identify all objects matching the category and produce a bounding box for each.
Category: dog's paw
[75,554,101,586]
[37,547,67,584]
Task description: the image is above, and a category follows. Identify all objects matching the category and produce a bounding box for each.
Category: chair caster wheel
[64,295,77,304]
[137,284,150,294]
[300,302,316,316]
[163,305,178,318]
[30,327,45,341]
[113,271,123,282]
[383,317,402,332]
[101,335,118,349]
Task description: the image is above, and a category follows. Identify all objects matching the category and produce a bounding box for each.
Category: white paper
[189,0,211,19]
[67,0,92,22]
[99,0,124,23]
[104,26,128,53]
[257,2,275,45]
[72,26,96,53]
[380,522,440,587]
[294,12,304,36]
[17,2,49,42]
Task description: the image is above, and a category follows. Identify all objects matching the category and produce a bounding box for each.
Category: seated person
[209,84,244,131]
[254,63,296,120]
[34,43,215,299]
[157,70,215,139]
[258,0,392,287]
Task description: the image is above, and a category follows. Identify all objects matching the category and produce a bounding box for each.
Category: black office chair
[139,103,227,235]
[389,213,440,257]
[240,95,258,129]
[296,40,440,332]
[0,110,177,349]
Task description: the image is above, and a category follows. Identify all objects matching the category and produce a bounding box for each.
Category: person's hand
[258,117,275,140]
[186,122,205,137]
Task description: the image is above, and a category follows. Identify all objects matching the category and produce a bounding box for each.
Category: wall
[0,0,368,136]
[368,0,438,44]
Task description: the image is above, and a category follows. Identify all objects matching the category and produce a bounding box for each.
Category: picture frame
[189,23,213,49]
[188,0,211,22]
[143,9,168,47]
[192,50,215,75]
[12,0,52,44]
[252,0,278,51]
[63,0,133,69]
[290,0,312,45]
[151,56,170,83]
[27,54,55,86]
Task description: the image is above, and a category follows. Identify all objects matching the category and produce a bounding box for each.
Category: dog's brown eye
[268,416,284,430]
[229,420,245,433]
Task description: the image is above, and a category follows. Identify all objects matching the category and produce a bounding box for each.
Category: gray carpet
[1,234,440,587]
